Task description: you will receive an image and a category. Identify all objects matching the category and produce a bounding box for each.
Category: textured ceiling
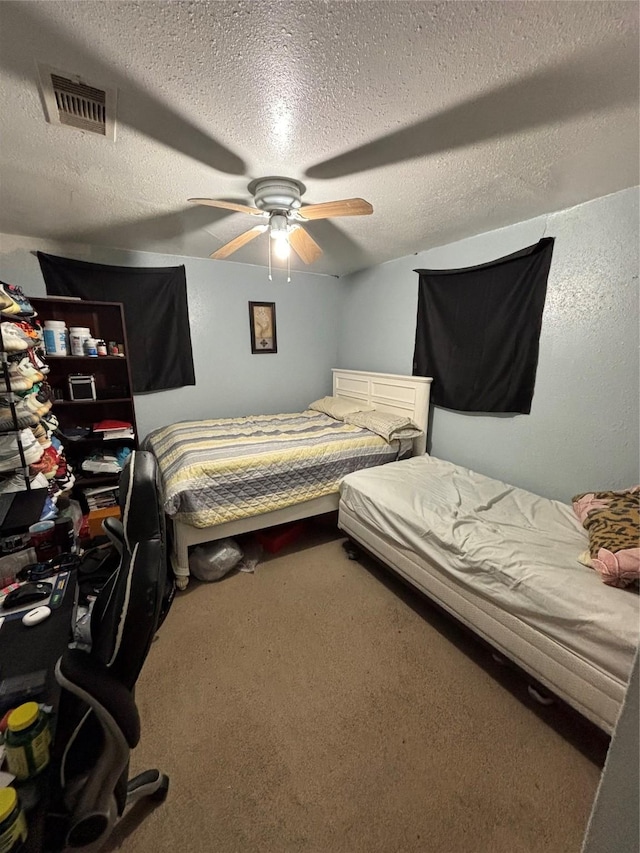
[0,1,638,277]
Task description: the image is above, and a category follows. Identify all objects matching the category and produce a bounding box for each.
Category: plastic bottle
[84,337,98,357]
[4,702,52,780]
[96,339,107,356]
[43,320,67,356]
[0,787,28,852]
[69,326,91,356]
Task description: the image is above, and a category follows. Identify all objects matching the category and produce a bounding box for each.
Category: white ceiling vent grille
[52,75,106,133]
[38,64,117,140]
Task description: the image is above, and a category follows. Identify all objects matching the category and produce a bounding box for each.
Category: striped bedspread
[143,410,402,528]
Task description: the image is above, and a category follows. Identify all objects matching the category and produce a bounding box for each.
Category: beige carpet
[108,518,606,853]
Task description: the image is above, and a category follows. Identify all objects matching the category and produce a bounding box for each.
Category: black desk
[0,571,77,853]
[1,572,76,701]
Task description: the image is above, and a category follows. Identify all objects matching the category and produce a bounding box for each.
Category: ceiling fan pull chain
[287,246,291,283]
[268,237,273,281]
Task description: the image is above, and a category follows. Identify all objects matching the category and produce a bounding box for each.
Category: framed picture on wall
[249,301,277,354]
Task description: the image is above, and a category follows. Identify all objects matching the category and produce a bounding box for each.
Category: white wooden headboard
[332,368,432,455]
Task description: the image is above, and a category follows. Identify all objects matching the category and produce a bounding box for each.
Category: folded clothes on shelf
[82,455,121,475]
[81,446,132,474]
[95,429,134,441]
[60,426,91,441]
[93,419,132,431]
[92,419,135,441]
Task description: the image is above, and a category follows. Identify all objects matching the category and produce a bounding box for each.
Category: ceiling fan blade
[67,205,233,249]
[289,227,323,264]
[210,225,266,259]
[188,198,264,216]
[297,198,373,220]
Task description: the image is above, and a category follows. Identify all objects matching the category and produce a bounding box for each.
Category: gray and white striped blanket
[143,410,402,528]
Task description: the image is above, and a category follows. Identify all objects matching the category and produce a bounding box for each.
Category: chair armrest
[102,518,125,554]
[55,648,140,748]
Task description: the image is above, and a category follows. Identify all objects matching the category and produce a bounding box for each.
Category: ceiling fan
[188,177,373,271]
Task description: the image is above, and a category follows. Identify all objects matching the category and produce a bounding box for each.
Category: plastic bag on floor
[189,537,242,582]
[237,538,263,573]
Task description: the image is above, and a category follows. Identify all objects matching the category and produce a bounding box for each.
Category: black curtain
[37,252,195,394]
[413,238,554,414]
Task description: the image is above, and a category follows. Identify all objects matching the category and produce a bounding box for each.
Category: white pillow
[343,409,423,442]
[307,395,374,421]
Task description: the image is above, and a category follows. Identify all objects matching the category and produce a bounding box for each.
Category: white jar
[69,326,91,357]
[43,320,67,356]
[84,337,98,357]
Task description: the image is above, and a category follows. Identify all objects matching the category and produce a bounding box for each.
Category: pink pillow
[592,547,640,589]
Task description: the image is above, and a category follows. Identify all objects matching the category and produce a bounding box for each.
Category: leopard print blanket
[572,487,640,588]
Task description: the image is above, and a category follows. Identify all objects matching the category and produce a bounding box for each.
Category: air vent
[38,64,117,140]
[52,74,106,133]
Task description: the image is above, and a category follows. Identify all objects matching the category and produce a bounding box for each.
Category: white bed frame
[338,505,626,734]
[170,369,432,589]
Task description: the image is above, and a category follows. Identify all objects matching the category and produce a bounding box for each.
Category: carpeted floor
[108,518,606,853]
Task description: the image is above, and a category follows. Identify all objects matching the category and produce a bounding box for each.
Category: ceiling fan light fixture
[272,232,290,260]
[269,213,289,235]
[269,214,291,260]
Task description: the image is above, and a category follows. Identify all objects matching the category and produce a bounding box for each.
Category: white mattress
[339,457,640,688]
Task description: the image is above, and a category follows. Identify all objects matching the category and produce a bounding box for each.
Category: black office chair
[48,451,171,850]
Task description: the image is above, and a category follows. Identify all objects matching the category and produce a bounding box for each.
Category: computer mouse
[22,606,52,627]
[2,582,52,610]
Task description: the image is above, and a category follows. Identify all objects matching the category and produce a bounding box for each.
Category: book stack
[92,419,135,441]
[83,484,119,511]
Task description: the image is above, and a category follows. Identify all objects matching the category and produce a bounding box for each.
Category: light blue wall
[0,235,341,440]
[2,187,638,498]
[337,188,640,501]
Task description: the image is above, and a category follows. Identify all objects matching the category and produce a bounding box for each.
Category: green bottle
[0,787,28,852]
[5,702,51,781]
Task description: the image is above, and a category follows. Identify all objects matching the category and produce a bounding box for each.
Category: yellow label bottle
[5,702,51,780]
[0,787,28,853]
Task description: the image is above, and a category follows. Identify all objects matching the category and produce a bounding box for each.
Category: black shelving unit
[30,297,138,492]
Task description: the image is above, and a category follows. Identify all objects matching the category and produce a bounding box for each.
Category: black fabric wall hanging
[37,252,195,394]
[413,237,554,414]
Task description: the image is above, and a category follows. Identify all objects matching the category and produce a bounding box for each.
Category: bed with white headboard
[144,368,432,588]
[332,368,431,456]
